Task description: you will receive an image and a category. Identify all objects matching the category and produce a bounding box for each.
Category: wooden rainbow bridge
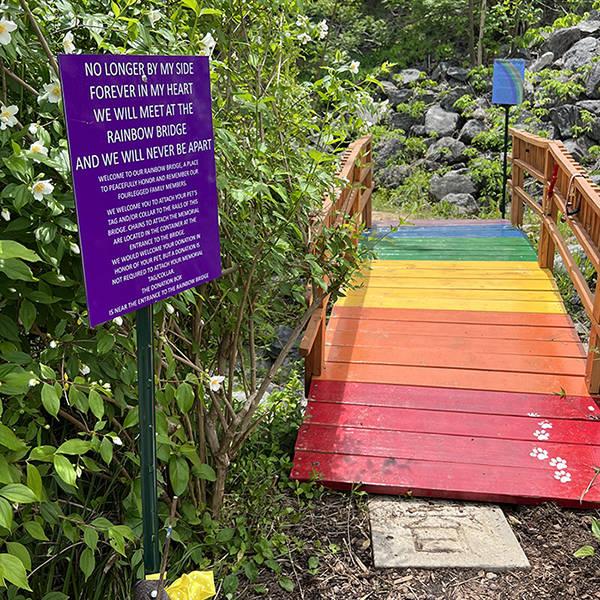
[291,130,600,508]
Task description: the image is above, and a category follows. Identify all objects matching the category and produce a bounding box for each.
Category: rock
[563,37,599,71]
[268,325,302,361]
[472,107,487,120]
[431,61,450,81]
[541,27,581,57]
[410,124,427,137]
[528,51,554,73]
[426,137,468,164]
[388,111,420,132]
[447,66,469,82]
[576,20,600,34]
[554,244,593,277]
[379,80,412,108]
[513,48,531,60]
[415,90,438,105]
[424,105,460,137]
[549,104,582,138]
[585,61,600,99]
[591,174,600,187]
[374,136,404,169]
[589,117,600,142]
[441,86,470,113]
[429,171,476,201]
[376,165,412,189]
[459,119,487,144]
[561,136,596,162]
[439,193,479,215]
[576,100,600,114]
[398,68,422,84]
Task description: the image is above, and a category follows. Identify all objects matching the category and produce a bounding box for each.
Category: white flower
[43,81,61,103]
[32,179,54,201]
[209,375,225,392]
[527,412,541,417]
[296,15,309,28]
[166,303,175,315]
[316,19,328,40]
[199,32,216,57]
[28,123,38,135]
[349,60,360,74]
[0,18,17,46]
[76,465,83,478]
[530,447,548,460]
[554,470,571,484]
[1,208,9,221]
[57,274,66,282]
[297,32,311,45]
[111,436,123,446]
[70,242,80,254]
[113,316,123,326]
[63,31,76,54]
[80,365,90,376]
[550,457,567,470]
[148,9,162,27]
[49,340,57,349]
[103,382,111,390]
[533,430,550,441]
[30,139,48,158]
[28,378,39,387]
[538,420,553,429]
[0,104,18,130]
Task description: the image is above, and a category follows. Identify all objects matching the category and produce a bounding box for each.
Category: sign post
[491,59,525,219]
[60,54,222,575]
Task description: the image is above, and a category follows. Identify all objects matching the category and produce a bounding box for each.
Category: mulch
[236,491,600,600]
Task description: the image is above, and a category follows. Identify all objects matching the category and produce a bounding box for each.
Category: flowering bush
[0,0,374,597]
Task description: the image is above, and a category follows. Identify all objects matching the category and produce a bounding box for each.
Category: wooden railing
[299,134,374,392]
[509,128,600,394]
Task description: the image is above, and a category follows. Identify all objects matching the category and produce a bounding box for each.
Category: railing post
[363,138,372,229]
[510,134,524,227]
[538,153,557,271]
[586,297,600,394]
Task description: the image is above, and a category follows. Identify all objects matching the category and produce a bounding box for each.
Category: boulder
[374,136,404,169]
[398,69,422,85]
[561,136,596,162]
[549,104,582,138]
[424,105,460,137]
[459,119,487,144]
[528,51,554,73]
[439,193,479,216]
[585,61,600,99]
[376,165,412,189]
[429,171,476,201]
[388,111,420,132]
[379,80,412,108]
[447,66,469,82]
[426,137,468,164]
[269,325,301,361]
[431,61,450,81]
[415,90,438,105]
[411,124,428,137]
[563,37,600,71]
[576,20,600,35]
[440,86,470,113]
[541,27,581,57]
[576,100,600,114]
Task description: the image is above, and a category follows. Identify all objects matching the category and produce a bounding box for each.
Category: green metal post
[501,104,510,219]
[137,305,160,575]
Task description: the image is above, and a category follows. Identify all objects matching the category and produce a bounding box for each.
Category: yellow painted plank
[352,276,558,292]
[335,295,566,314]
[359,266,553,280]
[362,260,551,272]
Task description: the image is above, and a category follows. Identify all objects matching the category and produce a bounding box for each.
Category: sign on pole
[60,55,221,326]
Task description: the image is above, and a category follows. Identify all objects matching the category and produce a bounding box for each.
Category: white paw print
[550,457,568,470]
[533,430,550,441]
[589,406,596,412]
[554,470,572,483]
[538,420,553,429]
[530,447,549,460]
[527,412,541,417]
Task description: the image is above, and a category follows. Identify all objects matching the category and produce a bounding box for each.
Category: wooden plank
[307,381,600,420]
[314,361,590,396]
[371,250,538,262]
[356,276,558,291]
[357,267,553,281]
[365,237,534,248]
[369,225,526,238]
[323,343,586,375]
[291,451,600,507]
[360,259,549,271]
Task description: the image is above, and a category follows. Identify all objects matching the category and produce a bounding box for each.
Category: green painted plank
[372,251,538,261]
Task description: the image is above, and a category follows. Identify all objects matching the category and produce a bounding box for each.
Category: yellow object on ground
[165,571,216,600]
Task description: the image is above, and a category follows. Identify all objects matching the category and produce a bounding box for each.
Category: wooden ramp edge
[292,221,600,508]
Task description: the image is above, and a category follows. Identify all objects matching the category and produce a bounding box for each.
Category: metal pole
[501,104,510,219]
[137,304,160,575]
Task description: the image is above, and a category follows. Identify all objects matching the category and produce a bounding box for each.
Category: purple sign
[59,55,221,327]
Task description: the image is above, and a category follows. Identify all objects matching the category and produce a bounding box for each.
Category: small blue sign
[492,59,526,105]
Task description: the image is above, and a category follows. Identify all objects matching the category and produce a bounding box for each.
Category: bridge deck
[292,221,600,507]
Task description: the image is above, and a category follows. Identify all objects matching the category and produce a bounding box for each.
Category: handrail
[509,128,600,393]
[299,134,374,393]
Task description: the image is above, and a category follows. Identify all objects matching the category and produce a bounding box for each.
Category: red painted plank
[296,424,600,474]
[315,361,591,396]
[327,316,582,343]
[330,306,577,328]
[303,401,600,445]
[291,451,600,507]
[308,381,600,420]
[325,330,586,361]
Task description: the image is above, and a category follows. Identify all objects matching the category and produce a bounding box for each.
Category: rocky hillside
[372,11,600,216]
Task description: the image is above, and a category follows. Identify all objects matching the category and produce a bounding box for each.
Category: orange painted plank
[323,344,586,376]
[315,361,591,397]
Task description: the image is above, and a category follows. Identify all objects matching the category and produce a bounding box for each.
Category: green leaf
[245,560,259,583]
[169,456,189,496]
[223,573,239,595]
[176,382,194,414]
[0,497,13,530]
[80,547,95,581]
[0,240,40,262]
[53,454,77,487]
[24,520,48,541]
[57,439,92,455]
[41,383,60,418]
[0,553,32,590]
[89,388,104,419]
[0,423,27,452]
[108,528,126,556]
[26,464,42,501]
[216,527,235,543]
[592,517,600,540]
[197,463,216,482]
[0,484,38,504]
[181,0,199,14]
[265,559,280,574]
[123,406,139,428]
[97,334,115,355]
[308,556,319,570]
[19,299,36,333]
[6,542,31,571]
[0,314,19,342]
[100,437,113,465]
[111,1,120,17]
[83,526,99,551]
[29,445,56,461]
[0,257,36,281]
[574,545,595,557]
[279,576,294,592]
[91,517,113,530]
[42,593,69,600]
